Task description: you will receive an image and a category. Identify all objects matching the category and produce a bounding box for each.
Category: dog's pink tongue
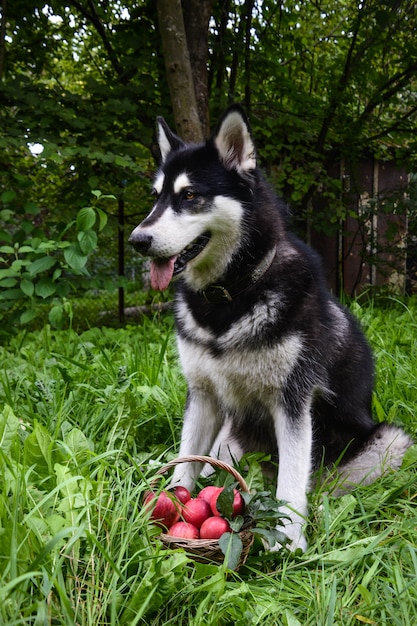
[150,257,176,291]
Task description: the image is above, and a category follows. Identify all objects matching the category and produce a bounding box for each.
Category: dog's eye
[151,188,159,198]
[184,190,196,200]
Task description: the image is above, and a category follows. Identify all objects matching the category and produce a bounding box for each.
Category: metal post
[118,191,125,325]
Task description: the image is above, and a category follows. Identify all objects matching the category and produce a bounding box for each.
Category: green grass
[0,298,416,625]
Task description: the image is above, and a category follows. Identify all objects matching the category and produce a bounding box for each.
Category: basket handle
[150,455,250,493]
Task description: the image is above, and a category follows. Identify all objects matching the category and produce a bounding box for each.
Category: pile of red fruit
[144,485,245,540]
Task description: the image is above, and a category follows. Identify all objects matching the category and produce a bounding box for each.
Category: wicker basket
[149,455,254,568]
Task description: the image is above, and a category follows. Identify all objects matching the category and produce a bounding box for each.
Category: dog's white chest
[177,331,303,410]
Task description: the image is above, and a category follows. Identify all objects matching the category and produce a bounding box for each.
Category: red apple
[210,488,245,518]
[200,516,231,539]
[144,491,181,528]
[232,490,245,517]
[197,485,223,504]
[210,489,224,516]
[173,486,191,504]
[182,498,212,528]
[168,521,199,539]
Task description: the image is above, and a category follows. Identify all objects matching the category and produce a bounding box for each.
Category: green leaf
[29,256,56,276]
[0,209,13,221]
[96,207,108,231]
[0,245,14,254]
[52,268,62,281]
[24,422,53,480]
[0,288,22,300]
[0,405,20,455]
[115,155,132,167]
[24,202,40,215]
[64,243,88,271]
[48,304,64,329]
[251,526,288,548]
[20,308,39,324]
[76,206,96,231]
[64,428,92,464]
[0,228,12,243]
[11,260,26,271]
[372,394,386,422]
[402,444,417,468]
[46,514,68,535]
[218,532,243,570]
[216,484,235,519]
[0,277,17,287]
[229,515,244,532]
[20,278,34,296]
[77,229,97,254]
[357,584,373,604]
[0,269,15,280]
[37,241,58,252]
[35,278,56,299]
[1,190,16,203]
[88,176,99,188]
[54,463,90,511]
[282,610,303,626]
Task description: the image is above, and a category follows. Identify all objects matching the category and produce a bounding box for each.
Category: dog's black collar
[201,246,277,304]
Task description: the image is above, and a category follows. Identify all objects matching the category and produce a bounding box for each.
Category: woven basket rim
[149,454,251,493]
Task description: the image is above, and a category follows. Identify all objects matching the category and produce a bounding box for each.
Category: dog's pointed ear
[214,105,256,173]
[157,117,185,163]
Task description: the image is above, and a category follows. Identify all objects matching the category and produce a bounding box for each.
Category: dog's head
[129,106,257,292]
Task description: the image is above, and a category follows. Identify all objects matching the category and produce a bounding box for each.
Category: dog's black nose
[128,231,153,253]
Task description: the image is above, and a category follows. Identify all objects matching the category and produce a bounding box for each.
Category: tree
[1,0,161,329]
[1,0,417,328]
[3,1,416,194]
[182,0,213,138]
[156,0,203,142]
[207,1,417,207]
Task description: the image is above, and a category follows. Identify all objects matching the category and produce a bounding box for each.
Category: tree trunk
[182,0,213,138]
[156,0,204,142]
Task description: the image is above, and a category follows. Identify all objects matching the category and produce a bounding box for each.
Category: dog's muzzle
[128,231,153,254]
[128,229,211,291]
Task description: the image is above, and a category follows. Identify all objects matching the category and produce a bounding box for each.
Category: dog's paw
[200,462,215,478]
[287,532,308,553]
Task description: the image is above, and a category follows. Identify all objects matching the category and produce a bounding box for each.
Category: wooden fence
[310,156,409,296]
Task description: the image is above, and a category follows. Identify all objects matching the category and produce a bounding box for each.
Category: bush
[0,189,113,333]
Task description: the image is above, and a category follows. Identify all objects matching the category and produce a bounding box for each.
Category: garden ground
[0,297,416,625]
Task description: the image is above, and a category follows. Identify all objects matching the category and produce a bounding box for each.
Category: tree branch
[357,65,417,125]
[366,103,417,143]
[314,6,363,154]
[68,0,124,78]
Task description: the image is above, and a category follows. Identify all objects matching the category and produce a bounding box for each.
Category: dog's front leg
[273,403,313,552]
[171,388,222,492]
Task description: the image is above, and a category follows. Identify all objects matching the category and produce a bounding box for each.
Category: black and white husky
[129,106,412,550]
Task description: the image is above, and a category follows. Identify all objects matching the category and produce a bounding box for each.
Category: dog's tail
[335,423,412,493]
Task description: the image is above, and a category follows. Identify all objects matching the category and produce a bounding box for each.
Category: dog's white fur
[170,330,314,550]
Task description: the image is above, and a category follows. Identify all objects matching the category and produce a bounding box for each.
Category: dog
[129,105,412,551]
